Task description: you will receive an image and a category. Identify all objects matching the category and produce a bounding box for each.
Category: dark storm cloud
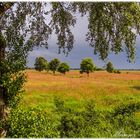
[27,13,140,69]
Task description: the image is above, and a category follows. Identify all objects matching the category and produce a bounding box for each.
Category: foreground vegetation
[6,99,140,138]
[3,70,140,138]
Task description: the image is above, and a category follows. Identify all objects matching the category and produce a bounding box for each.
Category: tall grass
[6,98,140,138]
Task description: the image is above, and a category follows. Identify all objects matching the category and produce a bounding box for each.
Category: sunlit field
[7,69,140,138]
[20,70,140,112]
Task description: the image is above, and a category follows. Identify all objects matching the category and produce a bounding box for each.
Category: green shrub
[106,62,114,73]
[95,67,104,71]
[108,102,140,137]
[54,97,65,113]
[5,99,140,138]
[82,100,114,137]
[114,70,121,74]
[58,63,70,74]
[58,100,114,138]
[6,107,60,138]
[59,113,85,138]
[112,102,140,117]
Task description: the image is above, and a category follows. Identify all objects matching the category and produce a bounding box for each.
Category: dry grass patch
[20,70,140,110]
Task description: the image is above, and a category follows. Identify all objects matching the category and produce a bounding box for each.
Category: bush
[114,70,121,74]
[95,67,104,71]
[106,62,114,73]
[54,97,65,113]
[112,102,140,117]
[58,100,114,138]
[5,99,140,138]
[59,113,85,138]
[6,107,60,138]
[58,63,70,74]
[58,100,140,138]
[108,102,140,137]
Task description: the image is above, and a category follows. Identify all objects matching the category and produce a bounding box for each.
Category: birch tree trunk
[0,33,7,137]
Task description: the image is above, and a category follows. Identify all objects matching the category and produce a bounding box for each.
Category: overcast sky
[27,13,140,69]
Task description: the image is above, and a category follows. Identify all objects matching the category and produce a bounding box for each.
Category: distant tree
[80,58,95,76]
[45,63,50,73]
[34,57,47,71]
[95,67,104,71]
[106,62,114,73]
[49,58,60,74]
[58,63,70,74]
[114,70,121,74]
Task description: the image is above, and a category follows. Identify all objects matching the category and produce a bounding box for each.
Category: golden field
[19,70,140,112]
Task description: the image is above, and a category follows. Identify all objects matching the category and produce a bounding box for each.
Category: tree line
[34,57,120,76]
[34,57,70,75]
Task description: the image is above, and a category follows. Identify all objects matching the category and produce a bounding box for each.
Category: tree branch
[0,2,15,16]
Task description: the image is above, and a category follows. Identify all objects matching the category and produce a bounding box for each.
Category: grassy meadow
[7,69,140,138]
[20,70,140,112]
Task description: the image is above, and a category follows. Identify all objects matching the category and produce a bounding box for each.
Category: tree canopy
[58,62,70,74]
[34,57,48,71]
[49,58,60,74]
[1,2,140,61]
[106,61,114,73]
[80,58,95,76]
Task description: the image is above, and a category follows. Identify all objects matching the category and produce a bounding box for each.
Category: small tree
[106,62,114,73]
[45,63,50,73]
[34,57,47,72]
[49,58,60,74]
[58,63,70,74]
[80,58,95,76]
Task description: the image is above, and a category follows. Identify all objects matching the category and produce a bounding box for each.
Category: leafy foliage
[34,57,48,72]
[114,70,121,74]
[1,2,140,61]
[59,100,140,138]
[0,35,27,108]
[49,58,60,74]
[6,107,60,138]
[59,113,85,138]
[6,98,140,138]
[108,102,140,137]
[80,58,95,76]
[58,62,70,74]
[85,2,140,62]
[106,61,114,73]
[54,96,65,113]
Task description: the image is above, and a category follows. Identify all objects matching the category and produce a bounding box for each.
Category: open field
[20,70,140,112]
[8,69,140,138]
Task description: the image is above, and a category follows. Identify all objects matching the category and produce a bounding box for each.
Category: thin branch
[0,2,15,16]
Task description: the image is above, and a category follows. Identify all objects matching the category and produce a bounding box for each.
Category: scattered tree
[45,63,50,73]
[34,57,48,72]
[49,58,60,74]
[80,58,95,76]
[106,62,114,73]
[58,63,70,74]
[114,70,121,74]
